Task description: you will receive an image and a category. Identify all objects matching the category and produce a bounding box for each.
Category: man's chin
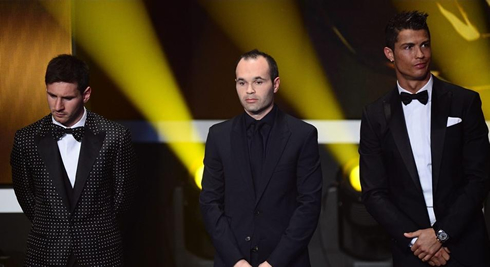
[414,70,431,81]
[246,107,264,115]
[53,117,65,123]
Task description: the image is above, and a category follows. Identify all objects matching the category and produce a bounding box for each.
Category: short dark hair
[45,54,90,93]
[237,49,279,81]
[385,11,430,50]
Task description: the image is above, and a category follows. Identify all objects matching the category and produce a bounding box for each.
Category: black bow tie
[400,90,429,105]
[51,124,85,142]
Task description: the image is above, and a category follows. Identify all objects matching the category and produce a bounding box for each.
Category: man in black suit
[360,11,490,267]
[11,54,136,266]
[199,49,323,267]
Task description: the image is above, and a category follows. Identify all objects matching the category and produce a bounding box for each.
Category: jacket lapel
[255,109,291,206]
[71,113,105,213]
[388,88,423,193]
[231,114,255,199]
[35,118,71,212]
[431,78,451,192]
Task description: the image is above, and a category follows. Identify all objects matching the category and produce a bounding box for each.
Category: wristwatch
[436,229,449,243]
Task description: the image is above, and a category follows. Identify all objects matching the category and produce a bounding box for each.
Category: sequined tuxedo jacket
[11,111,136,266]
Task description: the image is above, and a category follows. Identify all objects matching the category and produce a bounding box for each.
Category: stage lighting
[193,164,204,190]
[200,0,360,166]
[337,159,391,261]
[41,1,206,189]
[342,158,361,193]
[348,165,361,192]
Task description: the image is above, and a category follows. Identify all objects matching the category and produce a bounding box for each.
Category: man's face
[384,29,431,85]
[46,82,91,127]
[235,56,279,120]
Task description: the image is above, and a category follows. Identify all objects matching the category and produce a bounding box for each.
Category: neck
[246,104,274,120]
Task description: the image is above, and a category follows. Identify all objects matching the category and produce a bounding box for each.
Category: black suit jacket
[11,111,136,266]
[199,108,323,267]
[360,77,490,266]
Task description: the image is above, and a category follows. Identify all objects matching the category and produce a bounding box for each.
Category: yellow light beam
[200,0,358,166]
[41,0,205,185]
[349,165,361,192]
[437,2,480,41]
[342,157,361,192]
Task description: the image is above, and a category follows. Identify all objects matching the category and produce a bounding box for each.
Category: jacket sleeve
[267,127,323,266]
[432,93,490,241]
[11,131,36,221]
[359,108,420,249]
[199,126,244,266]
[113,128,137,219]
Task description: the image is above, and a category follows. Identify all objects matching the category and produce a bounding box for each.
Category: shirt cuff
[409,237,418,247]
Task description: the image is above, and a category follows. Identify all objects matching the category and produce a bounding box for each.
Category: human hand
[428,247,450,266]
[404,228,442,262]
[234,259,252,267]
[258,261,272,267]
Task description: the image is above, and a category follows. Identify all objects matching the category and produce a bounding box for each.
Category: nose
[246,83,255,94]
[54,98,64,111]
[415,46,425,59]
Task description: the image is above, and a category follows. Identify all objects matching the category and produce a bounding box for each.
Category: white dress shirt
[52,107,87,188]
[398,75,436,226]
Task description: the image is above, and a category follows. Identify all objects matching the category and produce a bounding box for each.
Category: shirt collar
[52,107,87,128]
[397,75,433,103]
[245,104,277,129]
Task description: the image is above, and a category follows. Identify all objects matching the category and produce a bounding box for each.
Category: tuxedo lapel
[71,117,105,213]
[388,89,423,193]
[431,79,451,192]
[35,120,71,212]
[255,110,291,206]
[231,114,255,199]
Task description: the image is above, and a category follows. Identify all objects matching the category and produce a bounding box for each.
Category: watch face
[437,230,449,242]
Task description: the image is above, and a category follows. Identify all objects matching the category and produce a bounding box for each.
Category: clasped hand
[404,228,450,266]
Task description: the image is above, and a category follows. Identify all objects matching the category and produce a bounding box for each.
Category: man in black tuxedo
[199,49,323,267]
[11,54,136,266]
[360,11,490,267]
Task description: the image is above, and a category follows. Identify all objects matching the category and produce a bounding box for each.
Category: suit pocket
[445,122,463,142]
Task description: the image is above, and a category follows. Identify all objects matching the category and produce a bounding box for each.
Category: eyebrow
[400,38,430,46]
[46,91,59,97]
[236,76,266,81]
[47,91,76,98]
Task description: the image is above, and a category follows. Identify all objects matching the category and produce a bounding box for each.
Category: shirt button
[255,210,261,216]
[245,236,251,242]
[251,246,259,252]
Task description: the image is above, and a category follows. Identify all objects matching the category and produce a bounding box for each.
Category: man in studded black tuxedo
[200,49,323,267]
[11,54,136,266]
[360,11,490,267]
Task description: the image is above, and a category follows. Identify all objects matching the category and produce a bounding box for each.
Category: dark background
[1,0,490,266]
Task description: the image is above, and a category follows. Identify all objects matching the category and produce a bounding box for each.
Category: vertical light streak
[201,0,359,166]
[42,0,205,186]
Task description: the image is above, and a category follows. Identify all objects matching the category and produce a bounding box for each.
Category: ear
[82,86,91,103]
[384,47,394,63]
[273,77,280,93]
